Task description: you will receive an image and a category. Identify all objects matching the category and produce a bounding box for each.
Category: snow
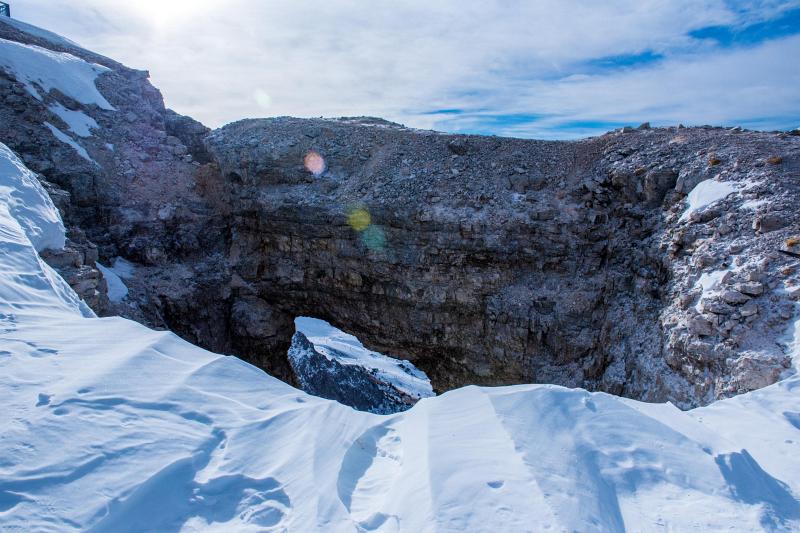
[0,37,114,109]
[680,178,738,221]
[110,256,136,279]
[742,198,769,210]
[48,102,99,137]
[296,316,434,399]
[0,142,65,252]
[44,122,95,163]
[784,307,800,373]
[0,142,92,317]
[95,257,136,303]
[1,146,800,531]
[0,16,83,50]
[694,267,731,312]
[95,262,128,303]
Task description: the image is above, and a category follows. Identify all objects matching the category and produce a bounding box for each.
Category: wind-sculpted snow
[0,142,65,253]
[2,143,800,531]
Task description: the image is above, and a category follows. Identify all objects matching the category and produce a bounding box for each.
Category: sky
[7,0,800,139]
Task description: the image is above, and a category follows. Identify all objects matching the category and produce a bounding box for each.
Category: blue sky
[9,0,800,139]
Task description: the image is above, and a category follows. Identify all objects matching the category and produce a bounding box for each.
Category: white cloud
[8,0,800,137]
[428,34,800,138]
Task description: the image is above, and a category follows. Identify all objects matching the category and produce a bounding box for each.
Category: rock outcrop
[204,118,799,407]
[1,19,798,409]
[0,18,268,377]
[288,331,423,414]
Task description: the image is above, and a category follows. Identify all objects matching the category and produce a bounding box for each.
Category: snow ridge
[0,142,65,252]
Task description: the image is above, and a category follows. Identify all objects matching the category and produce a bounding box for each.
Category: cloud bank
[10,0,800,138]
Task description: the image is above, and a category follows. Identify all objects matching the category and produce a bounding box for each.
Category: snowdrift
[1,143,800,531]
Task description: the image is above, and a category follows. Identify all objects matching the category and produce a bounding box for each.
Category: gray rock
[701,299,735,315]
[736,282,764,296]
[688,316,713,336]
[721,290,750,305]
[739,301,759,317]
[753,213,788,233]
[729,354,788,392]
[288,332,420,414]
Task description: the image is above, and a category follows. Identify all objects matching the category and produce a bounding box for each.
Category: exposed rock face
[1,20,799,409]
[0,19,255,376]
[205,118,800,407]
[288,332,420,414]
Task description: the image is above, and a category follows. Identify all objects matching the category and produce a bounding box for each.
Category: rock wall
[0,19,248,374]
[206,118,800,407]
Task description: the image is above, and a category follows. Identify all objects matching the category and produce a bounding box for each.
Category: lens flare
[347,208,371,231]
[346,206,387,252]
[253,89,272,110]
[304,151,326,176]
[361,225,386,251]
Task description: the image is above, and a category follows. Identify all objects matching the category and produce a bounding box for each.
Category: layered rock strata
[204,118,799,407]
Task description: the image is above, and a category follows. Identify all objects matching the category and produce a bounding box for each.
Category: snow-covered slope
[1,143,800,531]
[0,37,112,108]
[0,16,83,50]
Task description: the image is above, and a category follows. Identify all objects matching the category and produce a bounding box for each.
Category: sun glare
[130,0,217,25]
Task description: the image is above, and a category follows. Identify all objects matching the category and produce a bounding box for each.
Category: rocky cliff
[203,118,799,407]
[1,18,798,409]
[0,17,264,377]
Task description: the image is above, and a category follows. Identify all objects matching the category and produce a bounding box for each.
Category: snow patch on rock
[110,256,136,279]
[44,122,95,163]
[694,267,731,312]
[296,316,433,400]
[741,198,768,210]
[0,37,113,109]
[96,262,128,303]
[784,308,800,373]
[48,102,98,137]
[680,178,737,221]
